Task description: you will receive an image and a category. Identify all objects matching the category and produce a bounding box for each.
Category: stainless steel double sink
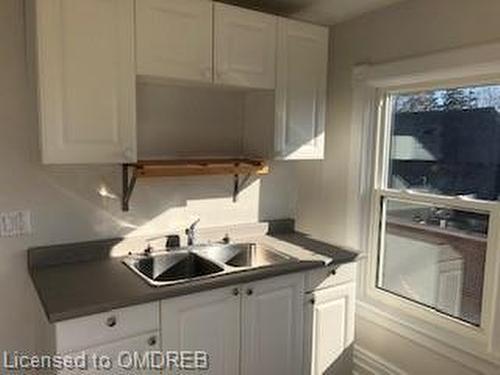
[123,243,297,287]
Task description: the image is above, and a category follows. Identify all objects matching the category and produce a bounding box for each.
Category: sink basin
[197,243,293,268]
[124,243,298,287]
[124,251,224,286]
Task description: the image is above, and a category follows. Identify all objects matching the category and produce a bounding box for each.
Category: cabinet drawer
[305,262,357,292]
[59,331,161,374]
[55,302,160,353]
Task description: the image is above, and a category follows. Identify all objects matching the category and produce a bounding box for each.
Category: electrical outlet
[0,211,32,237]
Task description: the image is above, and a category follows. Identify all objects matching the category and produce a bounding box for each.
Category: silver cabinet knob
[232,288,240,296]
[246,288,253,296]
[105,316,117,328]
[310,297,316,305]
[147,336,157,347]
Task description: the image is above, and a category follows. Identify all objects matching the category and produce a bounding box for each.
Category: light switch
[0,211,32,237]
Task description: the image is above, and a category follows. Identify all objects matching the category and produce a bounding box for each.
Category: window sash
[374,91,500,213]
[370,90,499,331]
[376,188,496,214]
[367,193,496,336]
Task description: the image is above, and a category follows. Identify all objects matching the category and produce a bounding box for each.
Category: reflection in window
[388,84,500,201]
[378,199,487,326]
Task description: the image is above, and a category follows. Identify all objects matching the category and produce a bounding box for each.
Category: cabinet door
[136,0,213,83]
[59,331,160,374]
[161,286,240,375]
[241,273,305,375]
[304,283,356,375]
[275,18,328,160]
[214,3,277,89]
[34,0,136,164]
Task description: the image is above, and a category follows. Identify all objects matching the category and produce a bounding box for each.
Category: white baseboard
[353,345,407,375]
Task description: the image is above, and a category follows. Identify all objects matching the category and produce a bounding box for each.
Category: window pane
[388,84,500,201]
[378,198,488,326]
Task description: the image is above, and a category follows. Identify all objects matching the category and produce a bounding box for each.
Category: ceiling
[219,0,405,25]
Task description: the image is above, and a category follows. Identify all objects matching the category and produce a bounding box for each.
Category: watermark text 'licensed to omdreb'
[2,350,209,371]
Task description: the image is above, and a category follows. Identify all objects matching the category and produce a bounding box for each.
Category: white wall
[296,0,500,246]
[0,0,297,353]
[137,82,247,159]
[294,0,500,373]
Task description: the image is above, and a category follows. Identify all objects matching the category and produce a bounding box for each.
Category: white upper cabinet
[214,3,277,89]
[136,0,213,83]
[33,0,137,164]
[275,18,329,160]
[32,0,329,164]
[241,273,305,375]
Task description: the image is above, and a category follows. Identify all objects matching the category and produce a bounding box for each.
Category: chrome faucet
[185,219,200,246]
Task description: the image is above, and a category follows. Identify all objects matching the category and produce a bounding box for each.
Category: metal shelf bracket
[233,173,252,202]
[122,164,137,212]
[121,159,268,211]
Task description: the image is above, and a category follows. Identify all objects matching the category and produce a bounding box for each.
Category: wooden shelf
[122,158,269,211]
[128,158,269,177]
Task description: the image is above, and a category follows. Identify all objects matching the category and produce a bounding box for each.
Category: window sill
[356,298,500,373]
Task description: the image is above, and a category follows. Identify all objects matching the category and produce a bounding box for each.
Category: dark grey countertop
[267,232,360,266]
[31,257,324,323]
[29,226,359,323]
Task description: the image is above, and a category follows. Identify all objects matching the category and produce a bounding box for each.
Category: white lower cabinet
[53,302,160,374]
[161,286,241,375]
[241,273,305,375]
[51,266,356,375]
[60,332,160,375]
[304,264,357,375]
[161,273,305,375]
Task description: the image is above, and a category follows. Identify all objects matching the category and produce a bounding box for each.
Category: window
[388,84,500,200]
[374,84,500,326]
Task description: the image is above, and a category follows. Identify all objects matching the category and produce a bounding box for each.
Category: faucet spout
[185,219,200,246]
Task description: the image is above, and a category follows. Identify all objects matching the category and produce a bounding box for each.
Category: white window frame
[349,42,500,368]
